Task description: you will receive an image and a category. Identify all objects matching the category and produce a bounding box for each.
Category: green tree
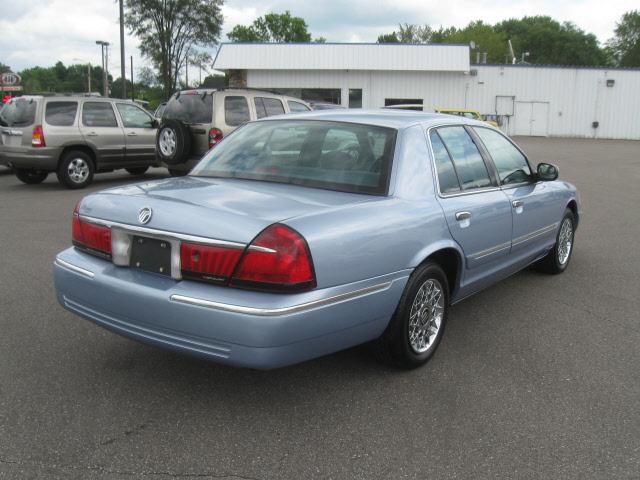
[377,23,433,43]
[0,62,10,74]
[606,10,640,67]
[19,63,109,94]
[125,0,223,100]
[495,16,609,66]
[435,22,508,64]
[227,11,317,42]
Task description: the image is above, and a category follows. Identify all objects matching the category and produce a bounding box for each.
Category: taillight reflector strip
[180,242,243,284]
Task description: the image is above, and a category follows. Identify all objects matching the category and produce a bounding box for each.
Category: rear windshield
[0,98,37,127]
[191,120,397,195]
[163,93,213,124]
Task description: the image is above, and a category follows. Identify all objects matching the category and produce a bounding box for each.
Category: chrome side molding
[170,281,393,316]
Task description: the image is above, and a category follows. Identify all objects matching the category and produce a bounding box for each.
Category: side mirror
[537,163,559,181]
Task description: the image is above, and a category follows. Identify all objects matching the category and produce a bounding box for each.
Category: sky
[0,0,637,80]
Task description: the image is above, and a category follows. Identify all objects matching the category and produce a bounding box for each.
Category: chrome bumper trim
[170,281,393,317]
[54,258,95,278]
[78,214,275,253]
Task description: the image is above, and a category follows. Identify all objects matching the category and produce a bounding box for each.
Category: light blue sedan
[53,110,580,369]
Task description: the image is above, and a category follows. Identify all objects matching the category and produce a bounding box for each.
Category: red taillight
[230,224,316,292]
[32,125,45,147]
[180,242,243,284]
[208,128,223,148]
[72,203,111,257]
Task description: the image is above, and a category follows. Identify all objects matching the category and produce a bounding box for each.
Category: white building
[213,43,640,140]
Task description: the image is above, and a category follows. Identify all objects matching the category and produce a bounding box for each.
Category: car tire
[57,151,94,189]
[535,208,575,274]
[15,169,48,184]
[372,262,449,369]
[156,119,191,165]
[168,168,189,177]
[125,167,149,175]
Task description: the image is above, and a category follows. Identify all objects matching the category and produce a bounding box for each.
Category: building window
[384,98,423,111]
[349,89,362,108]
[268,88,342,106]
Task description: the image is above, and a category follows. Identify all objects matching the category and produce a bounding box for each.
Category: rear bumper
[53,248,408,369]
[0,146,60,170]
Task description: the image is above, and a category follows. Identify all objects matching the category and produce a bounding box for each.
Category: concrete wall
[247,66,640,140]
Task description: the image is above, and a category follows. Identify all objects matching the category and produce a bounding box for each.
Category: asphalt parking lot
[0,137,639,479]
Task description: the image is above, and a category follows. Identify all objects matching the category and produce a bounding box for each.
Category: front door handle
[127,132,138,136]
[455,211,472,221]
[512,200,524,208]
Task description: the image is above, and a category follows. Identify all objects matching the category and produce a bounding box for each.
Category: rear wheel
[15,169,48,184]
[535,209,575,274]
[125,166,149,175]
[373,262,449,369]
[57,151,94,189]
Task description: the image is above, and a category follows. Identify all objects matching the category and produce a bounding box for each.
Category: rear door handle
[127,132,137,136]
[86,132,98,137]
[455,211,472,221]
[512,200,524,208]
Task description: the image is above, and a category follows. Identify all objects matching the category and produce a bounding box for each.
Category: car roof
[258,108,485,129]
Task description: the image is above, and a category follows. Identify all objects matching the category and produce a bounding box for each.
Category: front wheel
[535,209,575,274]
[15,169,48,184]
[168,168,188,177]
[57,151,94,189]
[373,262,449,369]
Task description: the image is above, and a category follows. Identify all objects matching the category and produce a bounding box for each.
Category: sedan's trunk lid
[80,176,377,244]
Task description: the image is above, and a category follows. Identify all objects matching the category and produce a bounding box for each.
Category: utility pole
[96,40,110,96]
[185,54,189,89]
[119,0,126,99]
[130,56,134,101]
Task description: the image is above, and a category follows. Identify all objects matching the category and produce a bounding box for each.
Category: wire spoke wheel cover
[67,158,90,184]
[557,218,573,265]
[408,278,445,353]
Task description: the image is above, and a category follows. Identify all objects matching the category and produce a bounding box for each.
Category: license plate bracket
[130,236,172,276]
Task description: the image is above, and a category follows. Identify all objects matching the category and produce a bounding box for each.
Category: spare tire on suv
[156,119,191,165]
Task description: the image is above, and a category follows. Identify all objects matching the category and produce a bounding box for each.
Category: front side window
[116,103,154,128]
[436,126,492,190]
[191,120,397,195]
[224,96,250,126]
[45,101,78,126]
[287,100,310,113]
[82,102,118,127]
[473,127,531,185]
[429,131,461,194]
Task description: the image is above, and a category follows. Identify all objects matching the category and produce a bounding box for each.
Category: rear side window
[429,131,461,193]
[225,96,250,126]
[436,126,492,190]
[82,102,118,127]
[288,100,310,112]
[262,98,285,116]
[0,98,37,127]
[254,97,267,119]
[473,127,531,185]
[45,101,78,126]
[163,93,213,124]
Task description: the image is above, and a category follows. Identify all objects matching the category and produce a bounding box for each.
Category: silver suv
[156,88,311,176]
[0,95,158,188]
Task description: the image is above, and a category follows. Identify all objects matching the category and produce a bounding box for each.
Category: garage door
[513,101,549,136]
